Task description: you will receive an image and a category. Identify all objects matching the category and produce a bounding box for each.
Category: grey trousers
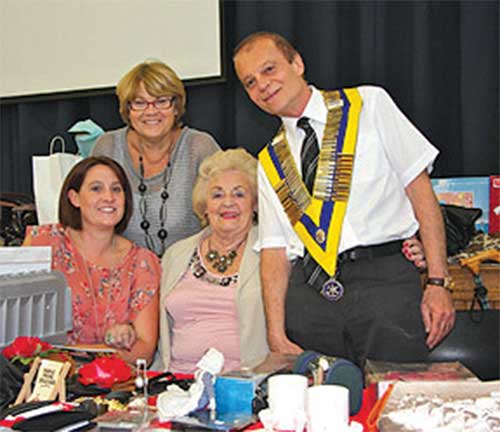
[285,252,429,368]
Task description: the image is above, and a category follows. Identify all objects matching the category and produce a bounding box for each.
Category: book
[432,177,490,232]
[364,360,479,397]
[489,175,500,234]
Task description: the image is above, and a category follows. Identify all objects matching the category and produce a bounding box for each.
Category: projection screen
[0,0,222,100]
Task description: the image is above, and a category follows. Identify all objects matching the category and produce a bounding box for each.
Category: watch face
[445,277,455,289]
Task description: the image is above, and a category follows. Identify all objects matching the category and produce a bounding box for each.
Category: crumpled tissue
[68,119,104,157]
[156,348,224,422]
[258,407,307,432]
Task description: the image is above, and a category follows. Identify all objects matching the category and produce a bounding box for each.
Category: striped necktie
[297,117,319,194]
[297,117,330,290]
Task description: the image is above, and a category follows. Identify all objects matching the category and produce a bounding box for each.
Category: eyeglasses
[129,96,175,111]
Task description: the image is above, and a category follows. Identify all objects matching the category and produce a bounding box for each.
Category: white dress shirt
[256,85,439,259]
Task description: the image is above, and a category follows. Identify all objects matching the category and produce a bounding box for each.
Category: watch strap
[427,277,445,286]
[426,276,454,293]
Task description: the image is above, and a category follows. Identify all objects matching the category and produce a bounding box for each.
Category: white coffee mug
[267,374,308,431]
[306,385,349,432]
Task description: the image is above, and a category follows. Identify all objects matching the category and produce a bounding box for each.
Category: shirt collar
[281,86,327,130]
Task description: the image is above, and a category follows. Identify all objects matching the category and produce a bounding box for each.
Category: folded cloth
[0,401,53,421]
[12,408,95,431]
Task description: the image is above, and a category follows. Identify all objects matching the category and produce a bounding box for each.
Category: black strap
[469,274,489,323]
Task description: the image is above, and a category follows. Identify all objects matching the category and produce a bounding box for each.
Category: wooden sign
[15,358,71,405]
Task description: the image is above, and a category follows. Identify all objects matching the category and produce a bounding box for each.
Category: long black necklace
[137,152,171,257]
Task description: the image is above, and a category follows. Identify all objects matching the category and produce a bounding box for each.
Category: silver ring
[105,333,113,345]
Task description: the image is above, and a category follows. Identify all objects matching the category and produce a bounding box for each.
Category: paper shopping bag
[32,136,82,225]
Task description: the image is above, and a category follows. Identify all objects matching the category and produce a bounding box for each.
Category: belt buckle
[348,250,357,261]
[320,278,344,301]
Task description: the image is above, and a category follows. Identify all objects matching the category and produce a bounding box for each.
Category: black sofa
[428,310,499,381]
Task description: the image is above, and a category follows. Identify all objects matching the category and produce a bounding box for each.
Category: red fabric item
[2,336,53,360]
[352,384,378,426]
[78,356,132,388]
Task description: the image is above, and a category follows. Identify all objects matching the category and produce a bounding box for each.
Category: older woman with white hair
[155,148,268,373]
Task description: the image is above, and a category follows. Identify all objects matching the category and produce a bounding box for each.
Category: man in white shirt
[233,32,455,366]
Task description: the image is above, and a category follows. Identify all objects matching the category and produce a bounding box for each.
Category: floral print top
[26,224,161,344]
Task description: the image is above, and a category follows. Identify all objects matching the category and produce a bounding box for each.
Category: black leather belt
[338,240,404,263]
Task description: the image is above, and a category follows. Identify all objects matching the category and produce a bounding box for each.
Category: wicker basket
[449,264,500,310]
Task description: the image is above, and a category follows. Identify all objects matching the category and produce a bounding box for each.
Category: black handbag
[0,355,25,413]
[440,204,482,256]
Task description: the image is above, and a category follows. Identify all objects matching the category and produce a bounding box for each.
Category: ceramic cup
[306,385,349,432]
[267,374,308,431]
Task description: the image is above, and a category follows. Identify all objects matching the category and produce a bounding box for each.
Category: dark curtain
[1,0,498,196]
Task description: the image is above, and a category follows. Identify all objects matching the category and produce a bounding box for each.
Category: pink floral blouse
[26,224,161,344]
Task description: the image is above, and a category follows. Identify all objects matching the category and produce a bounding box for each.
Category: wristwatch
[426,276,454,293]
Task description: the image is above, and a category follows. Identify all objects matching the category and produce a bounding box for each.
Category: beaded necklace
[138,153,170,257]
[189,247,239,287]
[205,237,246,273]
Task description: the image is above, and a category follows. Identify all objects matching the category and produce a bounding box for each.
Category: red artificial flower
[78,356,132,388]
[2,336,53,361]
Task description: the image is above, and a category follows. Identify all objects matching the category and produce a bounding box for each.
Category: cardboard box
[364,360,478,398]
[489,175,500,233]
[431,177,490,232]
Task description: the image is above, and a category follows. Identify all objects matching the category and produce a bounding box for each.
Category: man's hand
[268,331,303,355]
[421,285,455,348]
[406,171,455,348]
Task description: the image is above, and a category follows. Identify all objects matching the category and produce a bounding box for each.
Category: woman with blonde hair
[155,148,268,372]
[92,60,220,256]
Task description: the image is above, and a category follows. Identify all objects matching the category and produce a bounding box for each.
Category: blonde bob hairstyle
[192,148,258,227]
[116,60,186,128]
